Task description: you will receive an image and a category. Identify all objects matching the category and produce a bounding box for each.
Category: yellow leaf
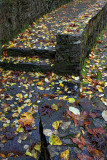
[96,85,103,92]
[68,98,75,103]
[81,130,85,135]
[98,87,103,92]
[16,93,23,99]
[60,83,64,87]
[9,43,14,48]
[49,135,62,145]
[33,151,37,159]
[51,104,58,110]
[64,86,68,92]
[52,120,63,130]
[24,94,28,98]
[16,125,24,132]
[34,143,41,152]
[75,133,80,138]
[3,123,9,127]
[25,151,32,156]
[89,95,93,100]
[12,113,19,117]
[36,81,44,86]
[62,96,67,100]
[39,87,44,90]
[60,149,69,160]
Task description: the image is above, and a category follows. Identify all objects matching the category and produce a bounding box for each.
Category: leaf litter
[0,0,107,159]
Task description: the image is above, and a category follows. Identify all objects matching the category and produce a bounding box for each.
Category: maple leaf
[87,145,104,160]
[65,110,88,127]
[77,153,93,160]
[70,136,87,150]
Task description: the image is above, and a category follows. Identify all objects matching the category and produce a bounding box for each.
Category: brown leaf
[77,153,93,160]
[87,145,104,160]
[57,100,63,108]
[83,120,91,126]
[88,112,97,118]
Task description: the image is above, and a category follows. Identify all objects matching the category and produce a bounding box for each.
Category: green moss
[96,71,102,80]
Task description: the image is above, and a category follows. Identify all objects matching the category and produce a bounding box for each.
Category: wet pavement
[0,0,107,159]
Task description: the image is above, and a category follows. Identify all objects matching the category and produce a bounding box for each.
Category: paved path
[2,0,96,51]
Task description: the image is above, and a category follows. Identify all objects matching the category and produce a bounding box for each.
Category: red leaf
[97,40,102,43]
[77,153,93,160]
[88,127,105,136]
[69,24,75,27]
[70,136,86,150]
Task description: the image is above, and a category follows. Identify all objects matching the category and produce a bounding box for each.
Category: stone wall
[55,1,107,75]
[0,0,72,48]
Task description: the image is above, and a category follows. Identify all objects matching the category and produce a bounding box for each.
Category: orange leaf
[0,153,6,157]
[18,112,34,127]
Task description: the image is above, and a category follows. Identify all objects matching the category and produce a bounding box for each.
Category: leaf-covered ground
[0,0,107,159]
[0,27,107,159]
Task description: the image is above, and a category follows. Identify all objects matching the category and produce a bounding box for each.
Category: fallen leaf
[49,134,62,145]
[34,143,41,152]
[16,93,23,99]
[102,110,107,121]
[0,153,6,158]
[70,136,86,150]
[43,129,53,136]
[25,151,32,156]
[88,127,105,136]
[51,104,58,110]
[68,98,75,103]
[69,106,80,115]
[77,153,93,160]
[60,149,69,160]
[18,112,34,127]
[87,145,104,160]
[52,120,63,130]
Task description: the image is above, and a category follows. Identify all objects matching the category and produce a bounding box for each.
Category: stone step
[2,48,56,59]
[0,56,54,73]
